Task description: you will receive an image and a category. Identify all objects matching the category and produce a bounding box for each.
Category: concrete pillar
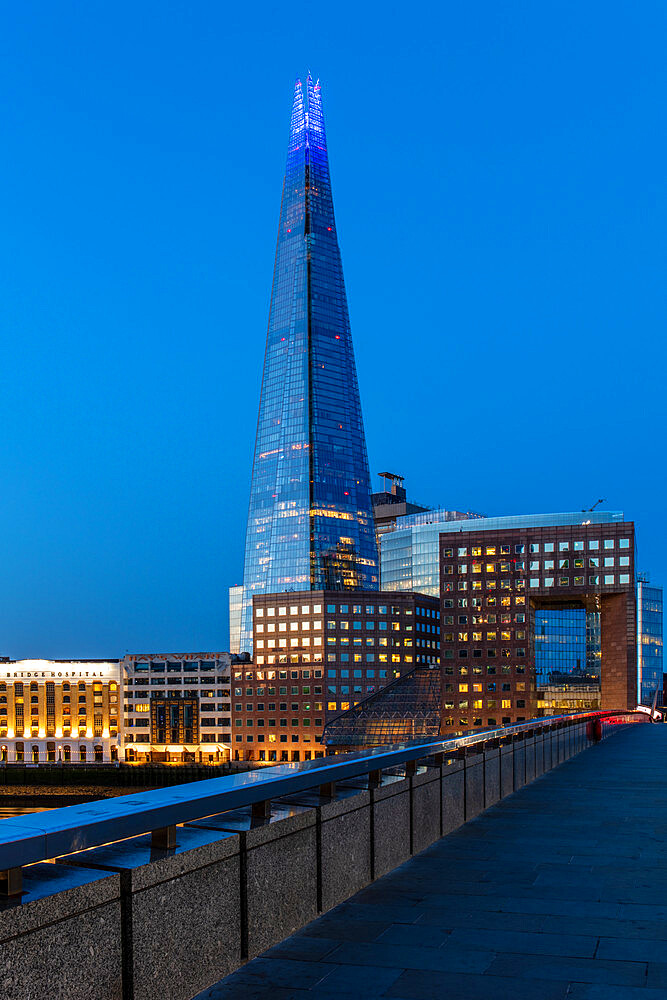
[483,745,501,807]
[371,777,411,879]
[411,765,442,855]
[0,863,122,1000]
[464,750,485,820]
[441,757,465,834]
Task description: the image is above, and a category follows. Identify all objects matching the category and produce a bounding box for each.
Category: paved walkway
[197,724,667,1000]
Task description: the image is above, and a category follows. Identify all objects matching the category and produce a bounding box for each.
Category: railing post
[0,867,22,897]
[251,799,272,821]
[368,769,381,788]
[151,825,176,849]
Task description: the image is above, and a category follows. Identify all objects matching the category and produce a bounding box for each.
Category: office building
[232,590,439,761]
[637,575,663,705]
[121,653,234,763]
[324,514,640,748]
[380,509,620,597]
[441,520,637,725]
[0,659,121,763]
[237,76,378,653]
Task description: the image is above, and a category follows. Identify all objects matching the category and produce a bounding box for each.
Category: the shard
[238,75,378,651]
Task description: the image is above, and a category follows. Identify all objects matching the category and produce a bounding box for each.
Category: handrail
[0,710,639,875]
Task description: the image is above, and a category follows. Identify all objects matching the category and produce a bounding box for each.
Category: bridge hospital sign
[0,660,120,682]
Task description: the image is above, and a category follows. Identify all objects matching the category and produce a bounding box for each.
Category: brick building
[233,590,440,761]
[440,520,636,730]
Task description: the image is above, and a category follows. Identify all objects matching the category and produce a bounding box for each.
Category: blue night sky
[0,2,664,658]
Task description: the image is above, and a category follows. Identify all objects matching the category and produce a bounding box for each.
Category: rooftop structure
[380,509,623,597]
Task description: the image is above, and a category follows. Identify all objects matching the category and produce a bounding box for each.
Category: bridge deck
[197,724,667,999]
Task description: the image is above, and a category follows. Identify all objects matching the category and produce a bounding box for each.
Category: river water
[0,804,53,819]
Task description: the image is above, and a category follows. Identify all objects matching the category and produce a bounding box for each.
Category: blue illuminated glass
[240,76,378,650]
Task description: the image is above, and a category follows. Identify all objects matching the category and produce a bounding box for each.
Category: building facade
[232,590,439,762]
[0,659,121,763]
[228,584,243,656]
[380,509,622,597]
[637,575,663,705]
[238,76,378,653]
[440,520,637,729]
[121,653,233,763]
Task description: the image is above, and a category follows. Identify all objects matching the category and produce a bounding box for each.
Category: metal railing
[0,710,642,895]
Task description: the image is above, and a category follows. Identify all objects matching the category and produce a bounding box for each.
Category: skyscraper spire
[238,76,378,652]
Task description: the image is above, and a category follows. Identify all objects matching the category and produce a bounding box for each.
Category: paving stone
[385,969,570,999]
[324,940,494,974]
[375,923,451,948]
[445,926,598,958]
[486,953,647,987]
[316,962,404,992]
[596,936,667,963]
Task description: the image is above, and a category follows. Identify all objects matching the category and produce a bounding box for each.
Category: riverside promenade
[198,723,667,1000]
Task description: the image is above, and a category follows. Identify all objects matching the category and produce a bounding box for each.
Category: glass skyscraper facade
[534,607,601,687]
[637,575,663,705]
[238,76,378,652]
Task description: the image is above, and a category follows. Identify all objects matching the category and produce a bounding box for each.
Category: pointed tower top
[289,78,306,152]
[288,74,326,153]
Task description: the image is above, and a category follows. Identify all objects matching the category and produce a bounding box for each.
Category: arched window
[32,745,39,763]
[63,682,70,691]
[0,746,7,762]
[63,745,71,762]
[30,682,38,691]
[47,742,56,763]
[94,745,103,763]
[79,745,87,763]
[78,682,86,691]
[15,742,24,763]
[110,745,118,762]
